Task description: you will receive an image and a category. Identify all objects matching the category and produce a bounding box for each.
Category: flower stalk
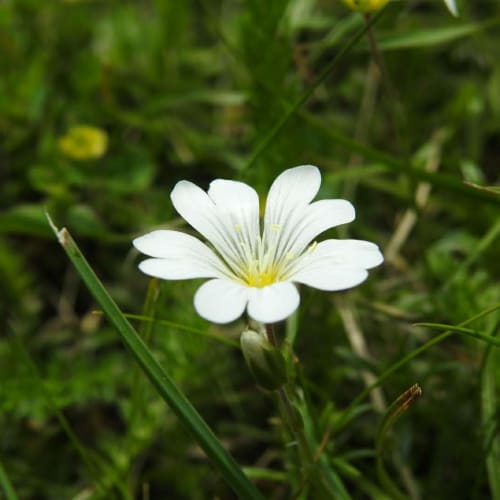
[264,324,316,487]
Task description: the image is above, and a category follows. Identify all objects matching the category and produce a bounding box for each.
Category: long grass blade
[480,326,500,499]
[415,323,500,348]
[0,459,18,500]
[374,19,500,51]
[46,215,264,500]
[123,313,240,348]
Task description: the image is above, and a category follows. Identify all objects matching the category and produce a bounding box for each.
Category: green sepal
[240,330,287,391]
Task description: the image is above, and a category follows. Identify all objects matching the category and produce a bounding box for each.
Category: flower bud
[340,0,390,13]
[240,329,287,391]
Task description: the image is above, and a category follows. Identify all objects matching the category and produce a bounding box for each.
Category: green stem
[0,459,18,500]
[265,324,315,490]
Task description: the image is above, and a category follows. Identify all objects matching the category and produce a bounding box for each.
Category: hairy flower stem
[265,324,316,485]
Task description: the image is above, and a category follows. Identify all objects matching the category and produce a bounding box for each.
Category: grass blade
[46,215,264,500]
[480,326,500,500]
[123,313,240,348]
[0,459,18,500]
[415,323,500,348]
[374,19,500,51]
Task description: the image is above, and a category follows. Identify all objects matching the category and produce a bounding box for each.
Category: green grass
[2,0,500,498]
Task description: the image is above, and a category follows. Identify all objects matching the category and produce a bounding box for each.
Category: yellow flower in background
[58,125,108,160]
[340,0,458,15]
[340,0,390,13]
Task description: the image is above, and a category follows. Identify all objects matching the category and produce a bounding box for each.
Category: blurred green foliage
[1,0,500,498]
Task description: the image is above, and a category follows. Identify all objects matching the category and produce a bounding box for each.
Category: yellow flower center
[244,264,280,288]
[228,221,317,288]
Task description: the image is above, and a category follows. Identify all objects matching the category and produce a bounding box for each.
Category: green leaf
[415,323,500,348]
[0,204,51,237]
[375,19,500,51]
[0,459,18,500]
[480,332,500,500]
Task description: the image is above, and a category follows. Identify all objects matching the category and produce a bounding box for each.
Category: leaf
[415,323,500,348]
[375,19,500,51]
[480,337,500,499]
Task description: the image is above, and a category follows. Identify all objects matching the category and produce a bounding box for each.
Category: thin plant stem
[0,458,18,500]
[265,324,315,491]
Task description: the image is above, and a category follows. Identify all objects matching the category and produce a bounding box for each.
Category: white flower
[133,165,383,324]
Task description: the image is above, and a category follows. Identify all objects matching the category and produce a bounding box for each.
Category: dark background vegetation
[1,0,499,498]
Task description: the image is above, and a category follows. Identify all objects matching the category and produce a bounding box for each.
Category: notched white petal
[194,279,248,324]
[268,165,321,206]
[208,179,259,213]
[307,239,384,269]
[272,199,356,260]
[133,230,215,259]
[247,282,300,323]
[170,180,217,239]
[170,180,250,267]
[292,265,368,291]
[289,238,382,291]
[138,258,221,280]
[264,166,321,228]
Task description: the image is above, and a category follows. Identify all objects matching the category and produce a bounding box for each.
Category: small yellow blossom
[340,0,390,12]
[58,125,108,160]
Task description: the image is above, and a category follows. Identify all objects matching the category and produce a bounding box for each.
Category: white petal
[292,264,368,291]
[170,180,219,242]
[133,229,219,261]
[133,230,228,279]
[194,279,249,324]
[247,282,300,323]
[443,0,458,16]
[208,179,259,214]
[264,165,321,232]
[170,180,251,274]
[208,179,260,253]
[138,257,221,280]
[272,199,355,261]
[303,239,384,270]
[289,239,383,291]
